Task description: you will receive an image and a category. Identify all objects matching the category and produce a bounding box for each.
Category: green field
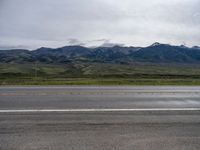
[1,62,200,85]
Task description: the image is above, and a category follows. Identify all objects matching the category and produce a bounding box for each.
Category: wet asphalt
[0,86,200,150]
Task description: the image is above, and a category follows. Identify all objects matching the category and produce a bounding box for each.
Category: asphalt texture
[0,86,200,150]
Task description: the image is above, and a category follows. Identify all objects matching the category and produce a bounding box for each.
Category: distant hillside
[0,43,200,64]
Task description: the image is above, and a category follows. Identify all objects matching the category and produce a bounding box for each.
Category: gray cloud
[0,0,199,49]
[100,43,125,47]
[67,39,85,46]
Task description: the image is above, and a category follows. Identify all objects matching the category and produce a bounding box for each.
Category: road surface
[0,86,200,150]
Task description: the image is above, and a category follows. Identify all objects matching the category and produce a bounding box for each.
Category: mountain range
[1,43,200,64]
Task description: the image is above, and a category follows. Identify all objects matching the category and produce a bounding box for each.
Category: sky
[0,0,199,49]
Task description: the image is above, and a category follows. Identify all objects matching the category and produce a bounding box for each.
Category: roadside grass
[1,78,200,86]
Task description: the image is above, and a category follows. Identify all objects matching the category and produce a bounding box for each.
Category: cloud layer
[0,0,199,49]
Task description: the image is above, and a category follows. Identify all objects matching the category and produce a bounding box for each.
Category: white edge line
[0,108,200,113]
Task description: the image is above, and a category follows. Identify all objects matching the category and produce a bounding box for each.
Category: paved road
[1,86,200,110]
[0,86,200,150]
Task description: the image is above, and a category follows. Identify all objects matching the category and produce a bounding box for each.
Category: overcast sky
[0,0,199,49]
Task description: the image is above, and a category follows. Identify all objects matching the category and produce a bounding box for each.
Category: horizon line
[0,42,199,51]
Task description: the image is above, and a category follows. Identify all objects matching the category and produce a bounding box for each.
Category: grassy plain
[1,62,200,85]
